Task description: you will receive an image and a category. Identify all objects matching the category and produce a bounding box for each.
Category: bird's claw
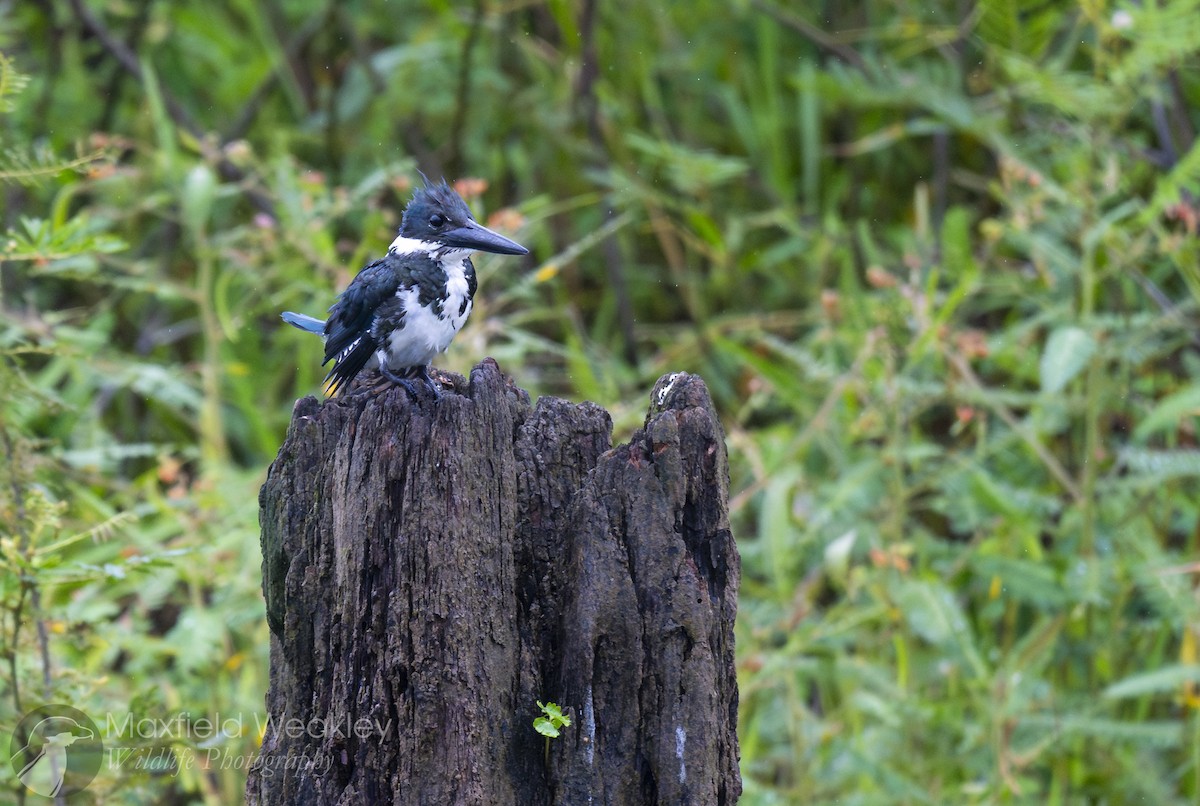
[415,366,444,400]
[379,365,442,402]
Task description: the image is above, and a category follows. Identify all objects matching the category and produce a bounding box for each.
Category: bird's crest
[401,177,474,232]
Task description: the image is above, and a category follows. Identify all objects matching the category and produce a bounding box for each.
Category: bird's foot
[379,365,442,401]
[414,366,444,400]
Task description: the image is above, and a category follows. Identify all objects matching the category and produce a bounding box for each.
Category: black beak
[441,219,529,255]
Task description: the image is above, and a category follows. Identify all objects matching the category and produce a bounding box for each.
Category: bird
[282,180,528,397]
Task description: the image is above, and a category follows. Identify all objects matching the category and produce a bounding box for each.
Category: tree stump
[246,360,740,805]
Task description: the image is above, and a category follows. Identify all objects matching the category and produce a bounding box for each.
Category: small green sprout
[534,700,570,739]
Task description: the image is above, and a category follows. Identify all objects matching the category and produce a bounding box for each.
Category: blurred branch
[68,0,275,214]
[401,113,439,177]
[1127,268,1200,347]
[1,424,29,718]
[932,129,949,246]
[68,0,201,134]
[0,424,54,713]
[448,0,485,177]
[575,0,601,142]
[729,328,881,514]
[932,0,975,250]
[1152,70,1197,208]
[224,7,333,144]
[321,14,344,184]
[1168,69,1196,148]
[1151,100,1178,168]
[335,5,388,95]
[944,348,1085,505]
[750,0,867,71]
[576,0,637,365]
[97,0,153,132]
[0,150,111,184]
[261,0,318,112]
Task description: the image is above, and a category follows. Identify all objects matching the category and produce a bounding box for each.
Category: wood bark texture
[246,361,740,805]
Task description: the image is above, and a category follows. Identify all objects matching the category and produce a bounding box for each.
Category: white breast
[383,254,472,370]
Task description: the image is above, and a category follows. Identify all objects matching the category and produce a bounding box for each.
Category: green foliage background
[2,0,1200,802]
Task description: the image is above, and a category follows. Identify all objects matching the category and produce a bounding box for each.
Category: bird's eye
[429,213,446,228]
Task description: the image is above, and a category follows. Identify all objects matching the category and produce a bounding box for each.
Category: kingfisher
[282,180,528,397]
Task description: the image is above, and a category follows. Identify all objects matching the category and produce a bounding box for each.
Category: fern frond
[1120,447,1200,481]
[1114,0,1200,84]
[0,143,111,187]
[1142,138,1200,222]
[0,53,30,113]
[977,0,1059,57]
[2,214,127,263]
[996,53,1119,122]
[34,511,138,557]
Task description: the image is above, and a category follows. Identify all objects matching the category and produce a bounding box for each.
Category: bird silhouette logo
[8,705,103,798]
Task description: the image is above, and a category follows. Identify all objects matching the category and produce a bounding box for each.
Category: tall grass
[2,1,1199,801]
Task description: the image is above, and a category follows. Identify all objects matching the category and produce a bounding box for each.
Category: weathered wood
[247,361,740,805]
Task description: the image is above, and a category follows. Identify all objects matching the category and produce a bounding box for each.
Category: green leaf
[1040,326,1096,394]
[537,701,569,725]
[1120,448,1200,481]
[1103,665,1200,700]
[624,132,749,195]
[0,52,30,112]
[972,556,1070,608]
[1133,384,1200,442]
[59,442,160,472]
[824,529,856,586]
[535,701,570,736]
[1019,715,1183,747]
[895,579,969,646]
[893,578,987,679]
[4,214,127,262]
[121,363,203,414]
[181,164,217,240]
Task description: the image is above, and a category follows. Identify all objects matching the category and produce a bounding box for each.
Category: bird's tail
[281,311,326,335]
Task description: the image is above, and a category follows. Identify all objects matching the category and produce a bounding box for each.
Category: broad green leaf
[895,579,969,647]
[181,164,217,240]
[971,556,1070,608]
[533,717,560,738]
[625,132,749,195]
[1120,448,1200,481]
[1133,384,1200,442]
[1040,326,1096,394]
[1103,665,1200,700]
[824,529,856,586]
[1019,715,1183,747]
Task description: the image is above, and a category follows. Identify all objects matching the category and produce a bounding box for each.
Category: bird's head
[393,181,528,258]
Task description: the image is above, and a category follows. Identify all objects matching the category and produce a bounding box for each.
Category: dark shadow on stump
[246,361,740,805]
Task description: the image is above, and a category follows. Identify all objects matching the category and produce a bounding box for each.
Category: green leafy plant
[534,700,571,739]
[534,700,571,764]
